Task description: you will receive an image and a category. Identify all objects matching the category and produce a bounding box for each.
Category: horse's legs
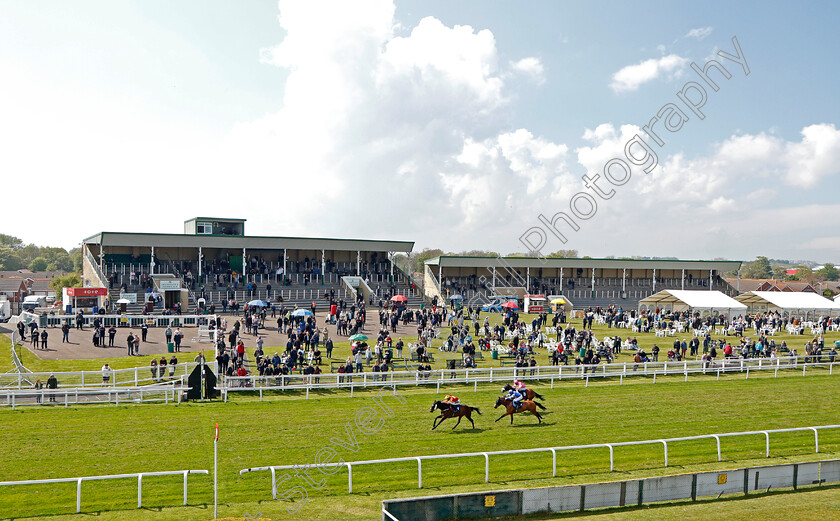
[495,413,508,422]
[535,411,543,423]
[432,415,444,430]
[468,415,475,428]
[452,417,462,429]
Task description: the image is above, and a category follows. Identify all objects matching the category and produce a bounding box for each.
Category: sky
[1,0,839,263]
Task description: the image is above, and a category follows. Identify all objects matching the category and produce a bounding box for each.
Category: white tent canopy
[736,291,840,315]
[639,290,747,314]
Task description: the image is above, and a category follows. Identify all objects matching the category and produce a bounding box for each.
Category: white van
[22,295,47,312]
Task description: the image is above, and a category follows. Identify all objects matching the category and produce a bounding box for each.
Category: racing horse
[502,383,545,401]
[494,396,546,424]
[430,400,482,430]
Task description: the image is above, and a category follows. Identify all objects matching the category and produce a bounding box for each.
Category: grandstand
[81,217,419,312]
[424,256,742,310]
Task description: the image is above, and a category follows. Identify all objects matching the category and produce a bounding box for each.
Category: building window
[197,222,213,235]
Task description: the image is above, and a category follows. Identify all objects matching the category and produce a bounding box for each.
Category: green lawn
[0,371,838,521]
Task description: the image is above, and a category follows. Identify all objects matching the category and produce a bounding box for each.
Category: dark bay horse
[494,396,545,424]
[503,384,545,401]
[430,400,481,430]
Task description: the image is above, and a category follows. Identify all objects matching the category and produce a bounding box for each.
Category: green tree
[0,248,23,270]
[50,273,82,301]
[741,256,772,279]
[816,263,839,281]
[28,257,48,271]
[546,249,579,258]
[410,248,444,273]
[0,233,23,249]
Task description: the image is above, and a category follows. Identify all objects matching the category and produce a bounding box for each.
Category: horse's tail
[472,407,481,415]
[533,391,545,401]
[534,401,546,410]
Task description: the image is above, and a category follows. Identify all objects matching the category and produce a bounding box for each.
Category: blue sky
[1,0,838,263]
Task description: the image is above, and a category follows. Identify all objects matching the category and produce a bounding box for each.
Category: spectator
[108,326,117,347]
[46,373,58,402]
[127,332,135,356]
[173,328,183,351]
[150,359,158,381]
[141,323,149,342]
[169,354,178,377]
[165,325,173,345]
[34,379,43,404]
[101,363,112,385]
[61,322,70,343]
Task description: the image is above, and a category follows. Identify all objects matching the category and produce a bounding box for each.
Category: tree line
[0,233,82,273]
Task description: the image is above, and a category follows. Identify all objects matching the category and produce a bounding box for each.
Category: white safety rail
[32,313,215,329]
[0,385,190,409]
[221,356,839,399]
[0,362,210,390]
[240,425,840,495]
[0,469,209,513]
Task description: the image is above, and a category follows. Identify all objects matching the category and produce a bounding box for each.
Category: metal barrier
[0,469,209,513]
[0,362,210,390]
[239,424,840,495]
[0,385,190,409]
[221,356,839,398]
[37,313,213,329]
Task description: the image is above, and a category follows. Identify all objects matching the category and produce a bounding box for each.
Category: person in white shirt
[101,363,113,385]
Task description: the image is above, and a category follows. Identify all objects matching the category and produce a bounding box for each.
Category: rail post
[347,463,353,493]
[762,431,770,457]
[713,435,721,461]
[550,448,557,477]
[270,467,277,500]
[183,471,188,505]
[417,457,423,488]
[811,427,820,453]
[483,452,490,483]
[607,444,614,471]
[661,440,668,467]
[77,478,82,513]
[137,473,143,508]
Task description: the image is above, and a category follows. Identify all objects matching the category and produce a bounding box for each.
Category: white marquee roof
[736,291,840,311]
[640,290,747,310]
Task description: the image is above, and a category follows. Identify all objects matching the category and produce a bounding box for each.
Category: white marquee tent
[639,290,747,315]
[735,291,840,316]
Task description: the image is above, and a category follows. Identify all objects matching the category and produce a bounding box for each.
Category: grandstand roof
[735,291,840,311]
[639,290,747,311]
[425,256,741,271]
[83,231,414,253]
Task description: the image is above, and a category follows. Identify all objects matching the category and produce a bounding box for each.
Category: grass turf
[0,370,838,521]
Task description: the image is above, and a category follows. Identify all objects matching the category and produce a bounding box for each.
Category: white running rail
[240,425,840,494]
[0,469,209,513]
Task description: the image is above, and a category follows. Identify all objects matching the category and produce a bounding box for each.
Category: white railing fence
[221,356,839,399]
[0,469,209,513]
[0,385,190,409]
[240,425,840,495]
[0,362,209,390]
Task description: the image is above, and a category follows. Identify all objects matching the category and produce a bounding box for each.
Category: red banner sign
[66,287,108,297]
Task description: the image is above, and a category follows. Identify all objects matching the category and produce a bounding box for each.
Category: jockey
[443,394,461,411]
[513,379,527,393]
[503,387,524,410]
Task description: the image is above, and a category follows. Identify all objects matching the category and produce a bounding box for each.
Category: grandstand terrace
[81,217,417,312]
[424,255,742,310]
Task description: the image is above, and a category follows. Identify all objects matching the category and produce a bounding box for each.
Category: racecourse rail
[240,425,840,495]
[221,355,839,399]
[0,469,209,513]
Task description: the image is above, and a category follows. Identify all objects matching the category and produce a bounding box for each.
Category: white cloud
[510,57,546,85]
[609,54,687,93]
[685,26,713,40]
